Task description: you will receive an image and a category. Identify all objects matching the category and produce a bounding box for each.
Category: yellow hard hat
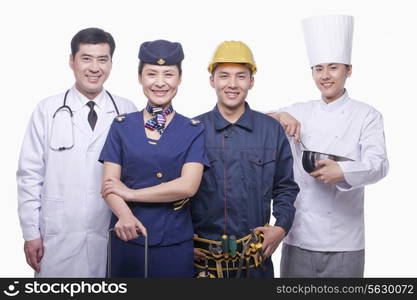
[208,41,257,74]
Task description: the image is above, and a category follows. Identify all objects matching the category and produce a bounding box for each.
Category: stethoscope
[49,89,120,151]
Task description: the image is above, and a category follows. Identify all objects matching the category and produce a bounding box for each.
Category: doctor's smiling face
[70,43,112,100]
[312,63,352,103]
[139,64,181,108]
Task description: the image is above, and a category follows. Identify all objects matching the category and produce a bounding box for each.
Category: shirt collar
[73,86,105,110]
[213,102,254,131]
[320,89,349,111]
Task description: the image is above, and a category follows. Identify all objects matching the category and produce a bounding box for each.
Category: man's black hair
[71,27,115,58]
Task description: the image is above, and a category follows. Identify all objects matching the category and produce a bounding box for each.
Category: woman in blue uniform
[99,40,209,277]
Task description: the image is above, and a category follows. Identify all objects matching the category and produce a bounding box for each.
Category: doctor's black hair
[71,28,116,58]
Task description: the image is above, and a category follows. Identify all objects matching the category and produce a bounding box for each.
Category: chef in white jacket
[16,27,137,277]
[270,15,389,277]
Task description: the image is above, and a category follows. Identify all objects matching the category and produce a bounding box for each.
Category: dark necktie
[87,101,97,130]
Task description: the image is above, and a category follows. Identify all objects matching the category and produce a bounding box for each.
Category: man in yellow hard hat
[190,41,299,278]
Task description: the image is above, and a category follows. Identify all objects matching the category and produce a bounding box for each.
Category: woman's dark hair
[71,27,115,58]
[138,61,182,76]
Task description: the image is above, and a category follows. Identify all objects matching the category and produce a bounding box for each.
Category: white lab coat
[276,91,389,251]
[17,87,137,277]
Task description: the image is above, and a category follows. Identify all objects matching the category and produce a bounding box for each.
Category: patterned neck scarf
[144,103,174,134]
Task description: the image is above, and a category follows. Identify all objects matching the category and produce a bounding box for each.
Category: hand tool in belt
[248,230,262,268]
[197,257,216,278]
[229,235,237,269]
[235,235,252,278]
[235,229,263,278]
[221,234,230,278]
[209,243,224,278]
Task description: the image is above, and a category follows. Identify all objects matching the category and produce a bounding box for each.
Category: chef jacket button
[156,172,163,178]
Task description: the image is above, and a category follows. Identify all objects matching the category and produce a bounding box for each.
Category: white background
[1,0,416,277]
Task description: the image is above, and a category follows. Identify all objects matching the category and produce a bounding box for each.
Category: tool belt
[194,230,265,278]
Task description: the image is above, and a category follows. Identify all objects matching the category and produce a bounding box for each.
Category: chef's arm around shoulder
[336,110,389,191]
[267,109,301,143]
[102,161,204,203]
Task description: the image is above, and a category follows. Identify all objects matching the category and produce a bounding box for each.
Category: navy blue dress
[99,110,209,277]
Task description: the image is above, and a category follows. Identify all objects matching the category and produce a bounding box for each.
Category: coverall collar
[213,102,254,131]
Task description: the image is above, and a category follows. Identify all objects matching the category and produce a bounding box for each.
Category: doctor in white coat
[16,27,137,277]
[270,15,389,277]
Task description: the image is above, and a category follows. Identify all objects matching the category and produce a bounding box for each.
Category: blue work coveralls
[191,103,299,277]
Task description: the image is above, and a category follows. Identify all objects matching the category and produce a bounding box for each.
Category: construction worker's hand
[255,226,286,258]
[194,248,206,261]
[24,238,44,273]
[193,234,206,261]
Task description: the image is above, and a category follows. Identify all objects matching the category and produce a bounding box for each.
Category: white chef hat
[302,15,354,67]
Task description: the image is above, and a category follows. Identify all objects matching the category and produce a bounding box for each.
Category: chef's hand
[115,213,147,242]
[254,226,286,258]
[102,177,134,201]
[310,159,345,184]
[268,112,301,143]
[24,238,43,273]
